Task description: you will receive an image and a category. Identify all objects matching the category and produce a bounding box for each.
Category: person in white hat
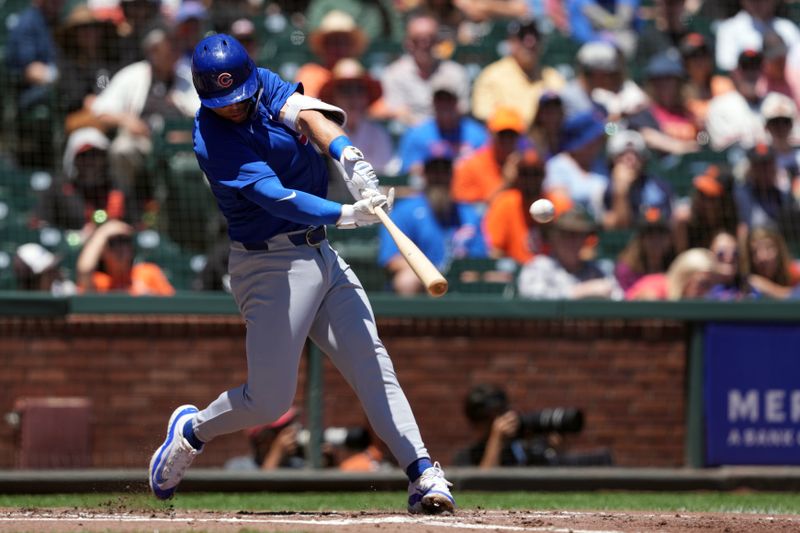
[761,92,800,188]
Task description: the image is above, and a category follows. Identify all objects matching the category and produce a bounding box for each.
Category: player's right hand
[336,193,389,229]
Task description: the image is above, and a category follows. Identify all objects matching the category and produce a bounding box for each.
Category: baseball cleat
[407,462,456,514]
[148,405,202,500]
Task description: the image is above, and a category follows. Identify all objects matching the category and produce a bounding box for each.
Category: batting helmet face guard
[192,34,259,108]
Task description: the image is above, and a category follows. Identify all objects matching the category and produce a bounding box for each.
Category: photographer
[225,408,306,471]
[453,384,610,468]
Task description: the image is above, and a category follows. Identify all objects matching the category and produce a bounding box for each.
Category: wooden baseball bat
[373,205,448,297]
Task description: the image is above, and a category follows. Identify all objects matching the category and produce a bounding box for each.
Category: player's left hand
[339,146,380,200]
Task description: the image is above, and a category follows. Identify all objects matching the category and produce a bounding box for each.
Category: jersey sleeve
[257,68,301,119]
[194,113,342,225]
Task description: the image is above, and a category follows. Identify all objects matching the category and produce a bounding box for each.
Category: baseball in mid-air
[530,198,555,223]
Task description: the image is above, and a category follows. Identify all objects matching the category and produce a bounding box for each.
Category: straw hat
[57,4,116,47]
[308,10,368,58]
[319,58,382,105]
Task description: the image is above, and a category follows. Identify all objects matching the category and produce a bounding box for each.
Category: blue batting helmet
[192,34,258,108]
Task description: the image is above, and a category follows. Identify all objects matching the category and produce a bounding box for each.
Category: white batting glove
[336,191,393,229]
[338,145,380,200]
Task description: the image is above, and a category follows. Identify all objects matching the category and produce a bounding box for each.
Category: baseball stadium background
[1,0,800,531]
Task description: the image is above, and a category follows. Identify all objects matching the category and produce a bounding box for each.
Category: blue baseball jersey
[193,68,342,243]
[378,194,487,270]
[397,117,488,174]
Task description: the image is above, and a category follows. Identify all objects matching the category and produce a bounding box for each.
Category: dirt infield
[1,508,799,532]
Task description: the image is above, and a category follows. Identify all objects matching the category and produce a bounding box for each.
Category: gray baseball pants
[192,232,428,469]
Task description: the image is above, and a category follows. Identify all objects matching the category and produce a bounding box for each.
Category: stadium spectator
[380,12,470,125]
[566,0,640,56]
[319,59,395,174]
[116,0,165,66]
[602,129,673,230]
[90,26,200,220]
[634,0,690,67]
[5,0,66,169]
[734,143,800,241]
[673,164,739,251]
[517,205,622,300]
[305,0,403,42]
[560,40,647,121]
[397,74,488,175]
[758,31,793,98]
[743,226,800,299]
[36,127,126,234]
[483,147,548,264]
[171,1,209,83]
[614,209,676,291]
[76,220,175,295]
[225,408,306,470]
[471,21,565,128]
[57,4,122,136]
[714,0,800,73]
[528,91,565,161]
[295,10,368,98]
[627,50,700,157]
[679,33,735,126]
[542,111,608,220]
[625,247,717,300]
[451,384,524,467]
[706,50,770,151]
[706,230,751,300]
[378,142,487,296]
[761,92,800,193]
[229,18,260,61]
[451,106,525,203]
[13,243,77,296]
[453,383,611,467]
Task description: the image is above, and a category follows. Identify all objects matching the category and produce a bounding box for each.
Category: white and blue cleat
[148,405,202,500]
[407,462,456,514]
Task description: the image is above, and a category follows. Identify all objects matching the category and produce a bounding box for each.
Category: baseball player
[148,34,455,515]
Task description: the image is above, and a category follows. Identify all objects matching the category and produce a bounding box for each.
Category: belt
[241,226,327,251]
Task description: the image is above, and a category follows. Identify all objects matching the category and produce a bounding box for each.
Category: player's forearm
[242,178,342,225]
[295,109,345,156]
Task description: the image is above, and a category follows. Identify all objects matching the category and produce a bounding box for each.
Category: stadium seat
[648,149,731,198]
[326,225,385,291]
[446,257,518,297]
[596,229,634,262]
[150,118,220,253]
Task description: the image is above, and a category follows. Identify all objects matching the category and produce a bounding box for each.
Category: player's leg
[308,244,455,514]
[149,244,325,499]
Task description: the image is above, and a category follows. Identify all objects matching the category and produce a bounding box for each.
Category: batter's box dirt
[0,509,798,532]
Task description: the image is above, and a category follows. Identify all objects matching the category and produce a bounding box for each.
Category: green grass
[1,492,799,515]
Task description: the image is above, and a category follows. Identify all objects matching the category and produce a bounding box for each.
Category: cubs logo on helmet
[217,73,234,88]
[192,34,259,108]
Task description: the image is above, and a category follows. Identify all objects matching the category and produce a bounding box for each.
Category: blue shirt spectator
[397,75,488,174]
[6,1,64,106]
[378,196,486,270]
[567,0,640,46]
[379,143,487,295]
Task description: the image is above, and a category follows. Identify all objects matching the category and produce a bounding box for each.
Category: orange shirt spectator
[484,189,538,264]
[77,220,175,296]
[482,149,551,264]
[451,107,526,203]
[91,263,175,296]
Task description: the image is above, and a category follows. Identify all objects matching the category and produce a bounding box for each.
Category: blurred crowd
[4,0,800,300]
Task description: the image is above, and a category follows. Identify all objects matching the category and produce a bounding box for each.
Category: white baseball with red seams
[530,199,555,223]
